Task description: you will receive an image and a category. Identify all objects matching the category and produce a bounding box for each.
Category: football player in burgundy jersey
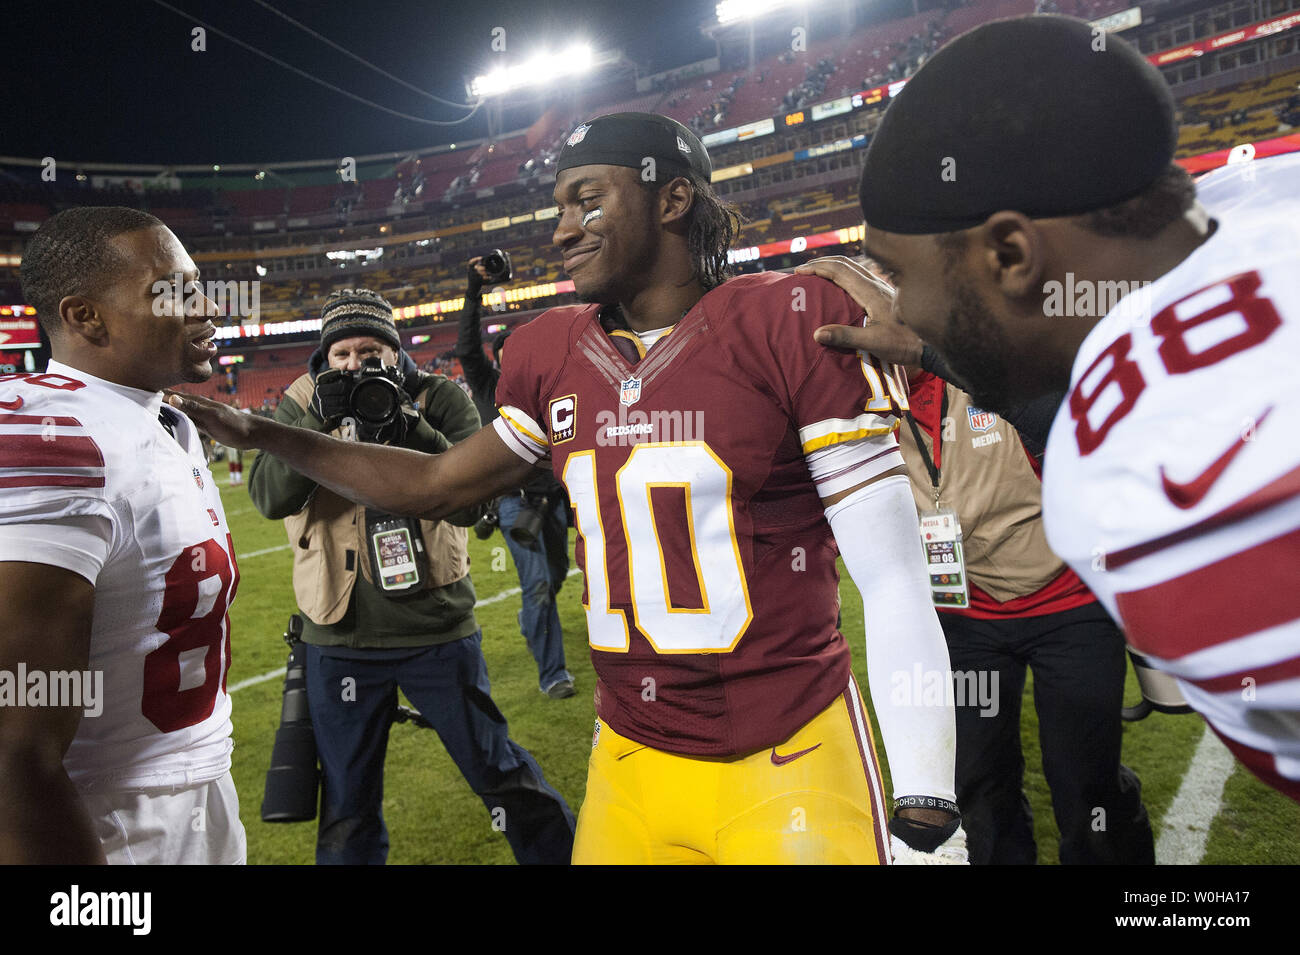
[174,113,965,863]
[0,207,242,863]
[813,15,1300,802]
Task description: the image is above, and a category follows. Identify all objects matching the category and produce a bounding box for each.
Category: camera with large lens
[481,248,513,283]
[474,497,501,540]
[508,492,549,548]
[261,615,320,823]
[346,356,407,437]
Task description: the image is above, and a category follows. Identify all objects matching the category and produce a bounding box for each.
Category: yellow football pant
[572,675,891,864]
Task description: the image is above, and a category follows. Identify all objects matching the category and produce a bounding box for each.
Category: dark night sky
[6,0,726,166]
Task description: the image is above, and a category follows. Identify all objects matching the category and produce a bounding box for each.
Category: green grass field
[216,457,1300,864]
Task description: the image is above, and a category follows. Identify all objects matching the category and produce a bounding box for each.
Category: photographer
[248,288,575,865]
[454,255,575,699]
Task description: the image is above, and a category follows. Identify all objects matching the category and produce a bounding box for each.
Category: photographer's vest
[281,373,470,626]
[900,375,1066,603]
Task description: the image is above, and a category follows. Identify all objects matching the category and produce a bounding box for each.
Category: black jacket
[454,280,564,498]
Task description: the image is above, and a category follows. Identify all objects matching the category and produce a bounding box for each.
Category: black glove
[310,369,352,426]
[467,261,484,297]
[368,401,420,446]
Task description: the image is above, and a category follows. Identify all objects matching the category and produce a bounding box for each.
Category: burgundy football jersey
[495,271,907,756]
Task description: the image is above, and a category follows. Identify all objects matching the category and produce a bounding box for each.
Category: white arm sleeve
[826,474,957,804]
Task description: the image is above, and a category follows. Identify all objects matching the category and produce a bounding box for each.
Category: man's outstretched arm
[168,392,537,521]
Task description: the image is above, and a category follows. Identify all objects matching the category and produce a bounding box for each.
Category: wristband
[894,794,960,816]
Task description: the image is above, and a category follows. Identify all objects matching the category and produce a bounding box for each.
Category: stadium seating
[1175,68,1300,155]
[4,0,1295,341]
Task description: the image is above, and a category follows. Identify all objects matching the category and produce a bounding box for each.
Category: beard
[936,280,1019,416]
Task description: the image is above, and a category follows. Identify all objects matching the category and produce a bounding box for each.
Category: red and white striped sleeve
[0,410,117,582]
[1107,478,1300,798]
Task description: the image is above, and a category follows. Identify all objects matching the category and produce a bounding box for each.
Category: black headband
[556,112,712,182]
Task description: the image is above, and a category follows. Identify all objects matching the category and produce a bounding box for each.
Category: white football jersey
[0,361,238,792]
[1043,151,1300,798]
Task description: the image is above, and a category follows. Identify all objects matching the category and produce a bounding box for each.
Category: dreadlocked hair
[20,206,164,338]
[641,171,746,291]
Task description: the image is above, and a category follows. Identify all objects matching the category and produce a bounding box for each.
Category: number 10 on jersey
[564,442,754,654]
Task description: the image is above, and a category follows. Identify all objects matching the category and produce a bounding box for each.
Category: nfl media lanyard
[903,386,948,510]
[904,386,969,609]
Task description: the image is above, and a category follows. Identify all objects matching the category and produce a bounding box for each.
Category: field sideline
[214,458,1300,865]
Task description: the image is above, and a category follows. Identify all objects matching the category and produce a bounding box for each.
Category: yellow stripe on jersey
[608,329,647,360]
[497,405,548,449]
[798,414,899,454]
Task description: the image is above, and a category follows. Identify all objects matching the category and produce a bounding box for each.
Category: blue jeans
[497,493,572,692]
[306,634,576,865]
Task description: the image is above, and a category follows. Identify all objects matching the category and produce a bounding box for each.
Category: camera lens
[481,249,512,283]
[351,377,400,427]
[508,502,544,548]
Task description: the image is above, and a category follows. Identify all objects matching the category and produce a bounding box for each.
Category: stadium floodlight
[715,0,799,25]
[469,43,601,98]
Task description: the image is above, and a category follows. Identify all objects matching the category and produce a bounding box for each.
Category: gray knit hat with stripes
[320,288,401,354]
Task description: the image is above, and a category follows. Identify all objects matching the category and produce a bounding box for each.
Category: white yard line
[474,567,582,607]
[1155,723,1235,865]
[228,567,582,693]
[228,667,288,693]
[236,544,291,560]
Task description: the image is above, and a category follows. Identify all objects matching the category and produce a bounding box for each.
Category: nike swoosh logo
[770,743,821,766]
[0,396,23,411]
[1160,406,1273,510]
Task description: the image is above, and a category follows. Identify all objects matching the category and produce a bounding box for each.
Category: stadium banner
[1149,11,1300,65]
[811,96,854,121]
[1177,131,1300,173]
[736,118,775,141]
[88,173,181,193]
[712,161,754,183]
[702,127,739,148]
[705,77,901,152]
[1091,6,1141,34]
[728,224,866,265]
[793,134,868,162]
[0,313,41,349]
